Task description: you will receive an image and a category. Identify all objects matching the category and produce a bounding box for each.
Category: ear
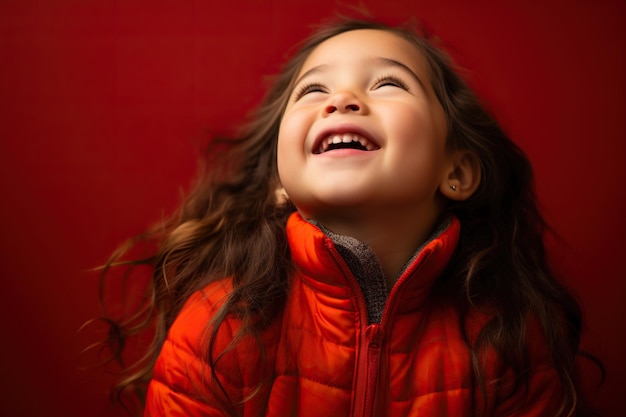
[275,186,290,204]
[439,150,481,201]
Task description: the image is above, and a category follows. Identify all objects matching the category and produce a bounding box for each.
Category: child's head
[236,19,531,240]
[277,27,480,237]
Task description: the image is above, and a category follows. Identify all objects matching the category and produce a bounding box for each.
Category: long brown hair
[94,18,596,416]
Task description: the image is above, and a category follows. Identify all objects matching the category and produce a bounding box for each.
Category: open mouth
[314,133,380,154]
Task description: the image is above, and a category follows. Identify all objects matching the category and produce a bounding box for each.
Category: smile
[315,133,379,154]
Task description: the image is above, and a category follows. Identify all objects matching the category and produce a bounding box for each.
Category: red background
[1,1,624,416]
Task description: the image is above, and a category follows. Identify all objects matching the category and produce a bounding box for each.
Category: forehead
[298,29,430,78]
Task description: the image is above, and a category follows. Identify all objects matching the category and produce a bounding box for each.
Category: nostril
[324,102,360,115]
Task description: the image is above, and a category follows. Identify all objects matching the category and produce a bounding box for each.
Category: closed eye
[373,75,409,91]
[294,82,328,100]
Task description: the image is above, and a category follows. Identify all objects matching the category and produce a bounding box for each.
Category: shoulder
[152,279,237,377]
[154,278,282,387]
[147,278,272,412]
[466,308,554,361]
[460,307,566,414]
[166,279,234,354]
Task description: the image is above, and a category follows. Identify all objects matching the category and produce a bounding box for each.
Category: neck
[311,206,442,287]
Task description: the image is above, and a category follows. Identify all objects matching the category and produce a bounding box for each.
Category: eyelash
[373,75,409,90]
[293,74,410,101]
[294,83,327,100]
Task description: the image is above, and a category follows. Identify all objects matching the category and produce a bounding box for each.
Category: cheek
[383,107,425,148]
[276,133,289,183]
[385,103,446,146]
[276,121,300,185]
[277,111,308,157]
[278,110,298,143]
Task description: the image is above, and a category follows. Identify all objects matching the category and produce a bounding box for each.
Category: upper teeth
[317,133,378,153]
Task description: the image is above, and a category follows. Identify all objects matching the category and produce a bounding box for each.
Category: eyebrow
[293,64,329,87]
[293,57,427,90]
[375,57,426,90]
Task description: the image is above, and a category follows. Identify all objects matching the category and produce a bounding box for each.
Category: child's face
[277,29,451,224]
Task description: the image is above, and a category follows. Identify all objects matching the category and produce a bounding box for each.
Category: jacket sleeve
[144,283,240,417]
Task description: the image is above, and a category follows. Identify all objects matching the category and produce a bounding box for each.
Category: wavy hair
[93,18,597,416]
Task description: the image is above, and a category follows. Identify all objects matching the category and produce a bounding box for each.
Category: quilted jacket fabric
[145,212,564,416]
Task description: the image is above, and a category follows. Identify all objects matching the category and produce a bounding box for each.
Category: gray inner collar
[313,216,452,324]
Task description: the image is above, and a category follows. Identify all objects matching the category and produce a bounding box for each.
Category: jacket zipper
[325,241,385,417]
[361,324,383,417]
[324,231,435,416]
[351,322,384,417]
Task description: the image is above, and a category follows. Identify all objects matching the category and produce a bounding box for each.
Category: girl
[100,18,595,417]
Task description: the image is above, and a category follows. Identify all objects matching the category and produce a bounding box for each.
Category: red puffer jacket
[145,212,564,416]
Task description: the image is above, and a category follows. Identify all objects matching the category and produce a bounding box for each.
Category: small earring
[450,185,457,191]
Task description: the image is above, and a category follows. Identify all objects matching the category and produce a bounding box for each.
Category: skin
[277,29,477,285]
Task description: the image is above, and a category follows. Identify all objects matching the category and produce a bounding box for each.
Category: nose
[324,90,367,115]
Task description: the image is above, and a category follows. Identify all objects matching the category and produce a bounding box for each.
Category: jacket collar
[286,212,460,323]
